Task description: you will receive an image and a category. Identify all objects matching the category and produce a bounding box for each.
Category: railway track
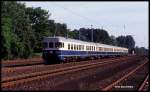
[2,56,138,89]
[1,57,43,67]
[49,56,147,90]
[101,58,148,91]
[2,56,132,78]
[138,75,149,91]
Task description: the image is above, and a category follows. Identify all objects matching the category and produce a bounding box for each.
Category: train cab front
[42,38,64,64]
[42,50,59,64]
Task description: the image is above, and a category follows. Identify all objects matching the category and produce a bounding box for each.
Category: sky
[20,1,148,49]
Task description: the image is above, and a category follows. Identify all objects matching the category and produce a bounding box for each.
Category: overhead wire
[50,3,102,27]
[52,3,126,30]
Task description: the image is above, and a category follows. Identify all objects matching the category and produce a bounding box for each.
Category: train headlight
[49,51,53,54]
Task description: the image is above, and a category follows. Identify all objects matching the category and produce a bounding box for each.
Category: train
[42,36,128,64]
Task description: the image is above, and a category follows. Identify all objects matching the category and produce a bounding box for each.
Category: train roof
[43,36,128,50]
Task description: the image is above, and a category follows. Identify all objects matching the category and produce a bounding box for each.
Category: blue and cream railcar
[42,36,128,63]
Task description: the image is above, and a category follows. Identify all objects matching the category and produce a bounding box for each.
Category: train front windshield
[55,42,64,48]
[43,42,64,49]
[43,42,48,48]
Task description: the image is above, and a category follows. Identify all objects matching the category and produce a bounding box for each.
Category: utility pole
[66,29,68,39]
[123,24,125,47]
[91,25,93,42]
[124,24,125,35]
[79,30,80,40]
[54,24,57,37]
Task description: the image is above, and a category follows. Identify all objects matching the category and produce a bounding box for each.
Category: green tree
[2,1,36,59]
[26,7,50,52]
[125,35,135,49]
[1,17,13,60]
[134,46,148,55]
[116,35,135,53]
[72,28,111,44]
[109,35,118,46]
[116,35,126,47]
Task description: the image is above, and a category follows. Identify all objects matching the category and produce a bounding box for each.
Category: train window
[43,42,48,48]
[75,45,76,50]
[76,45,77,50]
[86,46,88,50]
[103,48,105,51]
[99,47,102,51]
[71,44,73,50]
[82,45,84,50]
[49,42,53,48]
[68,44,70,50]
[96,47,98,51]
[74,44,76,50]
[55,42,63,48]
[62,43,64,48]
[104,48,106,51]
[104,48,107,51]
[79,45,81,50]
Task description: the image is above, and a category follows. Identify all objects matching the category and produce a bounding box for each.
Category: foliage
[116,35,135,53]
[1,17,13,59]
[2,1,35,59]
[134,46,148,55]
[72,28,115,45]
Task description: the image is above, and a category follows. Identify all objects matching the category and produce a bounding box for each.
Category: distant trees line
[1,1,148,60]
